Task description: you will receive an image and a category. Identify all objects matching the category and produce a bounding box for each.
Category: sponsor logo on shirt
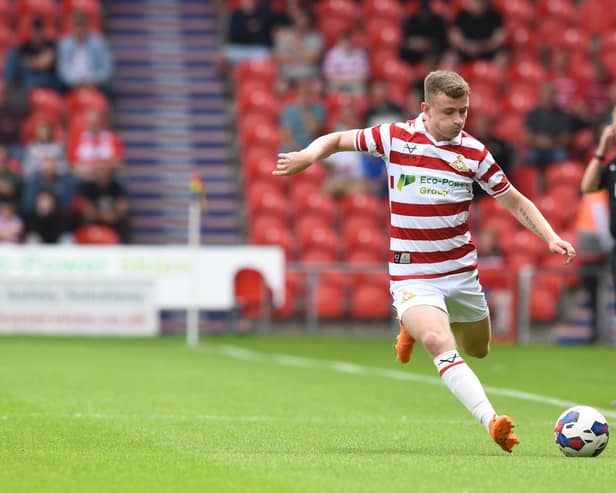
[449,155,469,172]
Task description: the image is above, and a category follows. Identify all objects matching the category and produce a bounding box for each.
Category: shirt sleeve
[475,149,511,197]
[353,124,391,159]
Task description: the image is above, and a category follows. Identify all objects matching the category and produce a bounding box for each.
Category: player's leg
[450,316,491,359]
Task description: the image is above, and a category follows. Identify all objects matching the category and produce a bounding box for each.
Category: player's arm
[273,130,357,176]
[581,123,614,193]
[496,187,576,264]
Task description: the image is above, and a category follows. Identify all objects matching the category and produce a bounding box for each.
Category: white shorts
[390,270,489,324]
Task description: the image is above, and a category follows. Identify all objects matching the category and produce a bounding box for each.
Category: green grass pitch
[1,335,615,493]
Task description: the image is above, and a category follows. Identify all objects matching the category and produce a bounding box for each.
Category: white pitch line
[205,344,616,420]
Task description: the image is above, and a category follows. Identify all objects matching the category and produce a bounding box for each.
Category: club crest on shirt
[400,290,415,303]
[449,155,469,172]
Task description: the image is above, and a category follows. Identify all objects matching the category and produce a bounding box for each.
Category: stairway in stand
[106,0,238,246]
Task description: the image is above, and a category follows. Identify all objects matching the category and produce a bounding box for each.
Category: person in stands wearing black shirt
[581,107,616,293]
[17,18,58,90]
[449,0,506,63]
[79,164,129,242]
[400,0,449,66]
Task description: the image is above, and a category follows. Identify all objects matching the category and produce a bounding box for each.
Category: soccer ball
[554,406,609,457]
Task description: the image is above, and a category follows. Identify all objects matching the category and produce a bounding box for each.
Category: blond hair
[424,70,470,103]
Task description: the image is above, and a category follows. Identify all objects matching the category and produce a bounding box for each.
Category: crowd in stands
[0,0,128,245]
[219,0,616,321]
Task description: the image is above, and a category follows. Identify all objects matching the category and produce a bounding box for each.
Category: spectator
[0,81,25,156]
[22,156,77,219]
[0,144,22,209]
[470,114,515,175]
[222,0,273,66]
[24,190,67,243]
[4,18,58,91]
[400,0,449,66]
[273,9,322,84]
[322,33,369,95]
[449,0,506,64]
[364,81,404,128]
[0,200,23,244]
[404,83,423,119]
[323,106,367,197]
[78,164,129,243]
[68,109,124,181]
[524,83,572,167]
[22,119,68,177]
[57,11,113,94]
[550,51,591,133]
[280,78,326,152]
[475,226,504,268]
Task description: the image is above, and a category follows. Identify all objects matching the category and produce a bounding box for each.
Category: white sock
[433,349,495,432]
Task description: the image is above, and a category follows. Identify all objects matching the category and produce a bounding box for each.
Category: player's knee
[420,330,451,356]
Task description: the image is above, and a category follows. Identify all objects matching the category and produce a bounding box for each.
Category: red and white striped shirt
[353,114,511,281]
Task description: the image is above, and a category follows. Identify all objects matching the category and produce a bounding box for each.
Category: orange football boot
[395,321,415,364]
[489,415,520,453]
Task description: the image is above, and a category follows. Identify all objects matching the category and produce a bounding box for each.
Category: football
[554,406,609,457]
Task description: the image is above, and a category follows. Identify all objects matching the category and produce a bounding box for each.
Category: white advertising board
[0,280,157,335]
[0,245,284,310]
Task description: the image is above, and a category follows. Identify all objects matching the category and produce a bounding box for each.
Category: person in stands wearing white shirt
[273,70,576,453]
[322,32,369,95]
[68,109,124,181]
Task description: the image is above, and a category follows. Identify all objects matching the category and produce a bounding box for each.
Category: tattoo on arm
[517,206,547,241]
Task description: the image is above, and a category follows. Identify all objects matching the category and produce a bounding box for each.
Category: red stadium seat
[341,193,383,220]
[533,270,565,299]
[371,58,413,89]
[295,212,335,238]
[366,18,402,52]
[0,23,15,51]
[251,223,294,260]
[0,0,13,20]
[298,225,339,259]
[249,213,287,239]
[273,271,302,318]
[314,282,346,318]
[500,0,533,24]
[577,0,616,35]
[237,88,279,119]
[65,87,109,116]
[243,154,280,186]
[28,88,64,119]
[295,190,337,220]
[501,84,539,115]
[234,59,277,87]
[544,161,585,190]
[247,185,289,219]
[343,223,389,258]
[537,0,575,24]
[74,224,119,244]
[350,283,392,319]
[17,16,58,44]
[240,121,281,149]
[499,229,545,264]
[492,113,525,146]
[530,286,559,322]
[293,161,327,187]
[362,0,403,22]
[317,15,353,48]
[15,0,57,21]
[508,167,540,200]
[234,268,271,319]
[289,180,322,206]
[462,60,504,88]
[507,60,547,87]
[300,248,337,265]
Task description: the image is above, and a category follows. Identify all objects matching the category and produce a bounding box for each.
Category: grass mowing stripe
[206,343,616,420]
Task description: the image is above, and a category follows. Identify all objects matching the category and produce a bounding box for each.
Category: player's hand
[598,124,616,149]
[548,238,576,265]
[273,151,313,176]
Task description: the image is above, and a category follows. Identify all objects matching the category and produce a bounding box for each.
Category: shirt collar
[412,112,463,146]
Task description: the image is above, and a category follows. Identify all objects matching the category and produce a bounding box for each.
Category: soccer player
[273,70,577,452]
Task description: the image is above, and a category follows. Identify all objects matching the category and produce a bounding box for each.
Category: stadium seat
[537,0,575,24]
[350,283,391,319]
[492,113,525,146]
[240,121,281,149]
[507,60,547,88]
[577,0,616,35]
[296,212,335,238]
[74,224,119,244]
[508,167,540,200]
[371,58,413,89]
[499,230,545,264]
[297,224,339,259]
[295,190,337,220]
[314,282,346,319]
[234,268,271,319]
[65,87,109,116]
[0,0,12,20]
[499,0,533,24]
[292,161,327,187]
[533,270,565,299]
[273,271,302,319]
[462,60,503,88]
[362,0,403,22]
[316,15,354,48]
[289,180,322,206]
[244,154,281,186]
[249,213,287,240]
[237,89,279,119]
[504,251,536,271]
[366,18,402,53]
[247,184,289,219]
[300,248,337,265]
[343,223,389,258]
[234,59,277,87]
[501,83,539,115]
[340,193,383,220]
[544,161,585,190]
[16,0,57,22]
[251,223,294,260]
[530,286,559,322]
[28,88,64,119]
